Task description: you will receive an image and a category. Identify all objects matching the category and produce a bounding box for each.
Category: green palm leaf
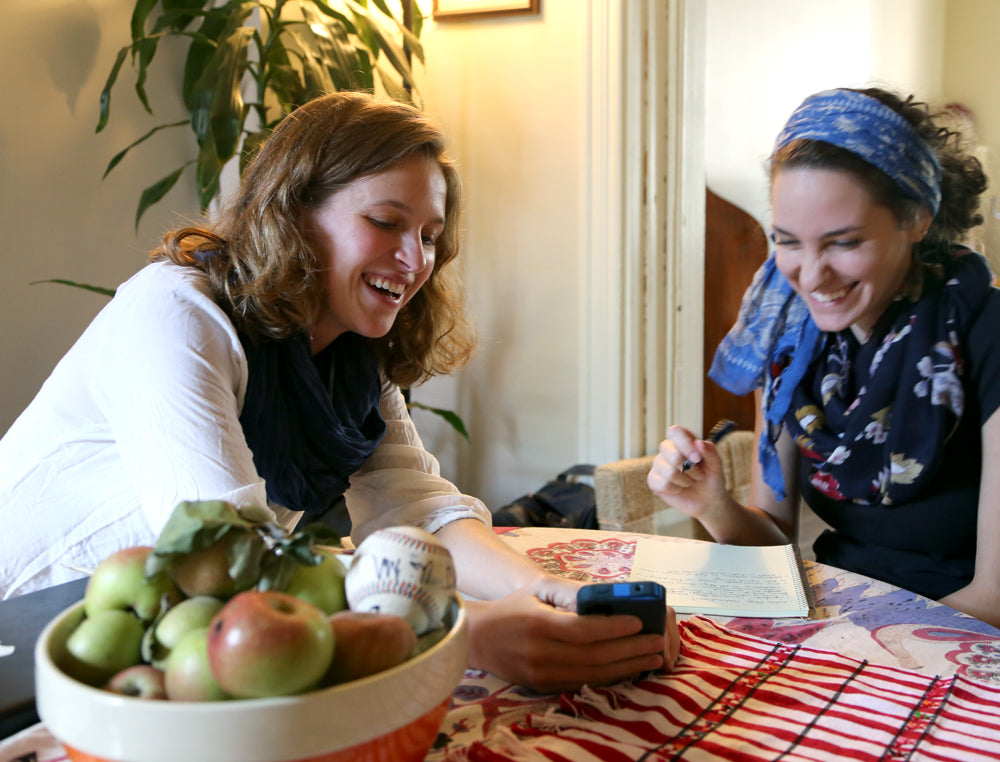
[29,280,117,298]
[407,401,471,441]
[136,165,187,229]
[102,119,188,178]
[101,0,422,219]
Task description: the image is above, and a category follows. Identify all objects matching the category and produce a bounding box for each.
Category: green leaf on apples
[255,523,341,592]
[220,530,270,592]
[151,501,254,555]
[146,500,271,588]
[148,500,343,594]
[278,523,342,564]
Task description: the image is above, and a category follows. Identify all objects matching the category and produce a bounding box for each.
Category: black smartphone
[577,581,667,634]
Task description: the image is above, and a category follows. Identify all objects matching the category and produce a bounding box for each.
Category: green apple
[105,664,167,699]
[207,591,334,698]
[85,546,183,623]
[148,596,225,669]
[283,547,348,615]
[325,611,416,685]
[164,627,230,702]
[62,609,144,686]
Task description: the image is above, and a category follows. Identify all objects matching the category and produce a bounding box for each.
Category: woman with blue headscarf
[648,87,1000,627]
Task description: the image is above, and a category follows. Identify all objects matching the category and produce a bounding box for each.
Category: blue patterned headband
[774,89,942,217]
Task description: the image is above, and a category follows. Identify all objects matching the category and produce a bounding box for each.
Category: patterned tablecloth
[3,527,999,762]
[427,527,1000,761]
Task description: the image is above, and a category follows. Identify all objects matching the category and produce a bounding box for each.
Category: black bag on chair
[492,465,598,530]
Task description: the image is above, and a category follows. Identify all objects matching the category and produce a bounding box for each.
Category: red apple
[105,665,167,699]
[325,611,416,685]
[207,591,334,698]
[85,546,182,623]
[164,627,230,702]
[283,547,348,615]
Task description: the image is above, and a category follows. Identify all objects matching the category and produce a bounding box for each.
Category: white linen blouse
[0,261,489,599]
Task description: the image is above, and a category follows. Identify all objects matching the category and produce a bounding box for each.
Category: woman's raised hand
[646,425,729,519]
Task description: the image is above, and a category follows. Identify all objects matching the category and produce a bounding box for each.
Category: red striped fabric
[447,617,1000,761]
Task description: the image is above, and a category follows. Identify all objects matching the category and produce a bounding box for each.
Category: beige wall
[705,0,946,229]
[1,0,198,433]
[410,1,590,506]
[944,0,1000,265]
[945,0,1000,151]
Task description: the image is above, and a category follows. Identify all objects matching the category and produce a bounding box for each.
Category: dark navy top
[800,282,1000,600]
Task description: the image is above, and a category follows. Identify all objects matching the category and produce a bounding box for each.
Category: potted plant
[97,0,424,228]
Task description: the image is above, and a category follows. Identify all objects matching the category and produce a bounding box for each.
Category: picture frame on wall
[432,0,540,21]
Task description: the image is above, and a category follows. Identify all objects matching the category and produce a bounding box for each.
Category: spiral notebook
[629,538,812,618]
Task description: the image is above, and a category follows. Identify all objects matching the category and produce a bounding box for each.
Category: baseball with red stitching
[344,526,456,635]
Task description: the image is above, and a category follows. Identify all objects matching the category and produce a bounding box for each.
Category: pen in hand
[681,419,737,472]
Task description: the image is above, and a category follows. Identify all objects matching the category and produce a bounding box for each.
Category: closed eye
[771,232,799,248]
[367,217,396,231]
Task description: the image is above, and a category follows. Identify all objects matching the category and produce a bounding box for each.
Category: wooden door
[702,188,768,435]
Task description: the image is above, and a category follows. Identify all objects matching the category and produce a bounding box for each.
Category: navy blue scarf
[238,331,386,515]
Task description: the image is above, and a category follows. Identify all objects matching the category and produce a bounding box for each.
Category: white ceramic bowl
[35,597,467,762]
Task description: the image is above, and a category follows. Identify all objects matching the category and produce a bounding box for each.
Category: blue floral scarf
[709,256,822,500]
[787,249,992,506]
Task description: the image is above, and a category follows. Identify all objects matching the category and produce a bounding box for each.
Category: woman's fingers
[668,425,704,470]
[526,575,585,612]
[465,588,679,694]
[648,427,703,497]
[648,430,731,527]
[514,619,667,692]
[524,651,665,694]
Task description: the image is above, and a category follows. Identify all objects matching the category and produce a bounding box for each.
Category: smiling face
[304,154,447,353]
[770,168,929,340]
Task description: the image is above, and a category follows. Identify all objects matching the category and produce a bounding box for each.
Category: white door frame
[581,0,706,464]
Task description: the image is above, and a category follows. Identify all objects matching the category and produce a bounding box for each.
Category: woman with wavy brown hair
[0,91,677,691]
[157,91,472,385]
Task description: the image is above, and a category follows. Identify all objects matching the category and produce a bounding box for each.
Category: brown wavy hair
[151,91,475,387]
[769,87,987,264]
